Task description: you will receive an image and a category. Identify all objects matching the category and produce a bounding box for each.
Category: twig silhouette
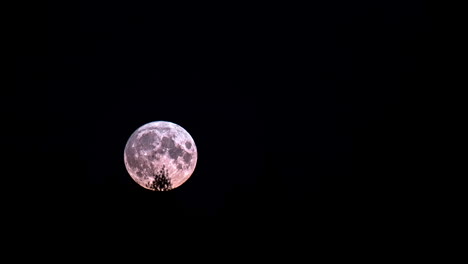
[151,165,172,191]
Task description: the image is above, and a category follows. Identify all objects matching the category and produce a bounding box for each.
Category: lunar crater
[183,153,192,164]
[185,141,192,149]
[161,136,175,149]
[168,145,185,160]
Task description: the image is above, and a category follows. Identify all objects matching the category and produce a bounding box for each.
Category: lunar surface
[124,121,197,191]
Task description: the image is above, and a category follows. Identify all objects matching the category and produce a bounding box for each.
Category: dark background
[12,1,430,240]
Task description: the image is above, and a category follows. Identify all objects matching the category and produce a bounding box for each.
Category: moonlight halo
[124,121,198,191]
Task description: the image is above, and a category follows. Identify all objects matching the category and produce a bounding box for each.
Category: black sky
[13,1,430,236]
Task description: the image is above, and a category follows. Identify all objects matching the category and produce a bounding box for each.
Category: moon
[124,121,198,191]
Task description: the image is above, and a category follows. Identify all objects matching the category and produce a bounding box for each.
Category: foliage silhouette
[151,165,172,191]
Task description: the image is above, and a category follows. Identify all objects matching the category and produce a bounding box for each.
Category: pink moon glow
[124,121,198,191]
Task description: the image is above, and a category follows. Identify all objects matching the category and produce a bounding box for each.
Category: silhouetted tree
[151,165,172,191]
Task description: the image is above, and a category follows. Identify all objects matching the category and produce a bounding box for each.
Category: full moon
[124,121,198,191]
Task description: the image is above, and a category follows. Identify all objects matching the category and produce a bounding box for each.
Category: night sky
[13,1,430,239]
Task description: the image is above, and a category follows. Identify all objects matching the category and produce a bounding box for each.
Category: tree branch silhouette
[151,165,172,191]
